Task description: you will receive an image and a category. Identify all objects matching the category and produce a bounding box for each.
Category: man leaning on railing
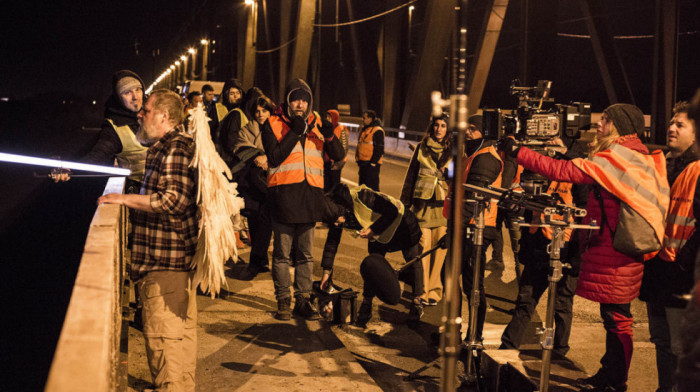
[99,89,199,392]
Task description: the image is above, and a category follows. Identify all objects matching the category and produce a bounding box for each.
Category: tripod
[464,183,598,392]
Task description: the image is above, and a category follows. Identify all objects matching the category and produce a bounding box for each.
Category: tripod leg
[405,357,442,381]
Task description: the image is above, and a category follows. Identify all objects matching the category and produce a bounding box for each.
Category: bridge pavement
[127,152,658,391]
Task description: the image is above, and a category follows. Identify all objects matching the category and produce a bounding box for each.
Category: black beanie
[603,103,644,136]
[289,88,311,104]
[468,114,483,132]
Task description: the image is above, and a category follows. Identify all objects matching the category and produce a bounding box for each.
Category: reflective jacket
[267,113,324,189]
[350,185,405,244]
[464,145,503,227]
[572,143,669,253]
[108,119,147,182]
[356,126,384,164]
[324,124,348,164]
[660,160,700,262]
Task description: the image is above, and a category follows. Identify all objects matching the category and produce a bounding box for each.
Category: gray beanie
[116,76,141,95]
[603,103,644,136]
[468,115,483,131]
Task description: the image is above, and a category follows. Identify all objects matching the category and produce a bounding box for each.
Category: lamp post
[180,55,187,84]
[188,48,196,80]
[408,5,415,55]
[200,39,209,81]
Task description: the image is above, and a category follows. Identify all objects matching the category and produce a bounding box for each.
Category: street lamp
[200,39,209,81]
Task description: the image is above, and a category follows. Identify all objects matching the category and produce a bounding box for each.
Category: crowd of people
[63,68,700,392]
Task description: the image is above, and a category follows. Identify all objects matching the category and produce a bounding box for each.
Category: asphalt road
[326,150,657,391]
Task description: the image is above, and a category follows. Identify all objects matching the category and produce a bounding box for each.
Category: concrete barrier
[45,177,127,392]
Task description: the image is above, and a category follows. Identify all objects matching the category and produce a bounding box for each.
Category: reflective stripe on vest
[215,102,229,123]
[464,145,503,227]
[356,126,384,164]
[267,113,325,189]
[529,181,575,241]
[350,184,405,244]
[413,144,449,201]
[572,143,670,246]
[659,160,700,262]
[108,119,147,182]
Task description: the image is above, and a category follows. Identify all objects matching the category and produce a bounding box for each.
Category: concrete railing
[45,177,127,392]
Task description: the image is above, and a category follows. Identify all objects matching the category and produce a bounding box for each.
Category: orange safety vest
[444,145,503,227]
[267,113,325,189]
[529,181,575,241]
[571,143,670,251]
[324,124,348,163]
[659,160,700,262]
[356,125,384,164]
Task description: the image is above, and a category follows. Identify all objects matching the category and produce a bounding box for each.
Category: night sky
[0,0,698,113]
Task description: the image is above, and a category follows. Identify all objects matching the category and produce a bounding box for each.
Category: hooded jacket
[517,135,654,303]
[261,78,344,223]
[218,79,249,165]
[83,70,146,186]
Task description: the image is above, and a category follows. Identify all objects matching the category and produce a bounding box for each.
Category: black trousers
[460,226,499,340]
[358,162,380,192]
[500,230,577,355]
[323,162,342,192]
[366,241,424,298]
[246,202,273,269]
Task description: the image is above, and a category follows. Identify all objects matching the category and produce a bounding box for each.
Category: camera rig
[482,80,591,147]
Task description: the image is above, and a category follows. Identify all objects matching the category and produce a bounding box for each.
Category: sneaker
[484,259,505,271]
[428,299,438,306]
[293,296,322,320]
[355,299,373,327]
[407,298,424,322]
[275,297,292,320]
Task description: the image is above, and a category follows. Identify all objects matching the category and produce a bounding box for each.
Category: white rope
[313,0,419,27]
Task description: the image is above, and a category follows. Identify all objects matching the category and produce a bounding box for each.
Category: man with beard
[99,90,199,392]
[261,78,344,320]
[58,70,147,194]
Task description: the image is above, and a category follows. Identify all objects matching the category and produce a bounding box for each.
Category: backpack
[593,186,661,257]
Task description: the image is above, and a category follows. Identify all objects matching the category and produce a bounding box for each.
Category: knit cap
[289,88,311,103]
[116,76,142,95]
[603,103,645,136]
[468,114,483,131]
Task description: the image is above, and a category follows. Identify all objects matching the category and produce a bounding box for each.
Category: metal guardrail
[45,177,127,392]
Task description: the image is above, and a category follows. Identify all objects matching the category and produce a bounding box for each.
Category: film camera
[481,80,591,146]
[482,80,592,193]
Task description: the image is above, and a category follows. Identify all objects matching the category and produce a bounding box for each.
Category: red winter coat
[516,136,649,303]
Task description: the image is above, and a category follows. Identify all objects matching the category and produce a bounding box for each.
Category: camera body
[482,80,592,194]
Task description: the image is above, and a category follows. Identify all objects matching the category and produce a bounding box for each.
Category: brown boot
[275,297,292,320]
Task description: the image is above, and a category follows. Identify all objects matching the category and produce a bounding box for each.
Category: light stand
[462,192,488,388]
[464,184,597,392]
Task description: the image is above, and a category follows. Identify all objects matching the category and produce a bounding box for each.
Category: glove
[498,137,520,159]
[290,116,308,135]
[319,119,335,139]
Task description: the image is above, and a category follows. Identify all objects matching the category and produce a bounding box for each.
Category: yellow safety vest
[350,185,405,244]
[108,119,147,182]
[215,102,229,123]
[413,142,449,201]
